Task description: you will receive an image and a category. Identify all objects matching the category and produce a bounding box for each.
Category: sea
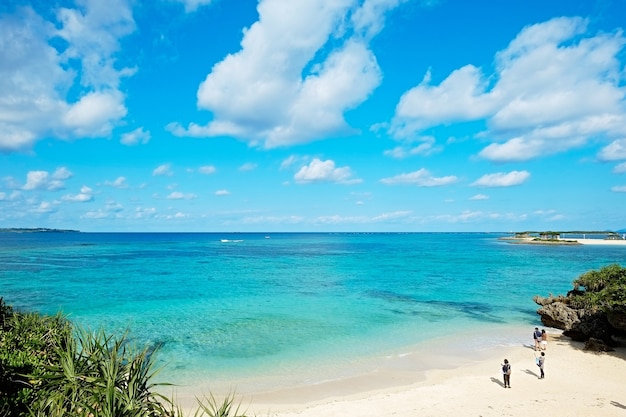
[1,232,625,395]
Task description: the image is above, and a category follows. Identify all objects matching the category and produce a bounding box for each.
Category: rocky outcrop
[534,300,581,329]
[563,313,614,344]
[584,337,614,352]
[607,310,626,333]
[535,297,621,346]
[533,294,568,306]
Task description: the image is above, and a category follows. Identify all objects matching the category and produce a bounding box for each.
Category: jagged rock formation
[534,296,622,350]
[534,264,626,350]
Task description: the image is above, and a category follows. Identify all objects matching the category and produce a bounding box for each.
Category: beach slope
[247,333,626,417]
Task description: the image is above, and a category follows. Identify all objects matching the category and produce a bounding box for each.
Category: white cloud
[104,200,124,213]
[104,176,128,188]
[53,167,73,180]
[23,172,44,191]
[32,201,55,213]
[62,90,127,136]
[121,127,151,146]
[240,215,304,225]
[611,185,626,192]
[62,186,93,202]
[471,170,530,187]
[82,209,108,219]
[351,0,408,40]
[280,155,306,170]
[470,194,489,200]
[153,164,173,176]
[392,66,494,137]
[172,0,213,13]
[294,158,361,184]
[82,199,124,219]
[0,191,21,202]
[380,168,458,187]
[166,191,197,200]
[215,189,230,196]
[384,136,442,159]
[198,165,217,174]
[238,163,257,172]
[22,168,72,191]
[169,0,400,148]
[598,138,626,161]
[613,162,626,174]
[390,17,626,161]
[312,210,413,225]
[0,1,136,152]
[164,212,187,220]
[134,206,157,219]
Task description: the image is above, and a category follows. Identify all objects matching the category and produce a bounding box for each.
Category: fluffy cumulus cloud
[22,167,73,191]
[598,138,626,161]
[380,168,458,187]
[294,158,361,184]
[62,186,94,202]
[166,191,197,200]
[471,170,530,187]
[198,165,217,174]
[152,164,173,176]
[168,0,406,148]
[470,194,489,201]
[104,176,128,188]
[121,127,151,146]
[390,17,626,162]
[0,0,136,152]
[613,162,626,174]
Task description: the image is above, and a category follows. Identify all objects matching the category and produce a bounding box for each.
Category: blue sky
[1,0,625,232]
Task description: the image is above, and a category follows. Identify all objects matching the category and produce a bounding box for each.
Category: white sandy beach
[502,237,626,246]
[573,238,626,246]
[174,330,626,417]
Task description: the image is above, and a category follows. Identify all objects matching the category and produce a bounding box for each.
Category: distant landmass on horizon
[0,228,80,233]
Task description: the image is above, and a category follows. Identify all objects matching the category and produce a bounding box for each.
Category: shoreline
[501,237,626,246]
[169,328,626,417]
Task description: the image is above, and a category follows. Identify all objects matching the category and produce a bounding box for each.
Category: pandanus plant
[1,297,247,417]
[31,327,174,417]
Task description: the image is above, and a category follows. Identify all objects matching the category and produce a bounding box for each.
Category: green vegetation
[0,298,246,417]
[569,264,626,312]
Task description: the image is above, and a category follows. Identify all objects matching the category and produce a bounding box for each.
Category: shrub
[569,264,626,312]
[0,298,247,417]
[0,298,71,416]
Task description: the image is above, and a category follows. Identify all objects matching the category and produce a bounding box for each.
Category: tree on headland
[569,264,626,313]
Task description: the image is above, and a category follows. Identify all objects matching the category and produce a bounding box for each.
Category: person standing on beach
[502,359,511,388]
[533,327,542,350]
[540,329,548,350]
[537,352,545,379]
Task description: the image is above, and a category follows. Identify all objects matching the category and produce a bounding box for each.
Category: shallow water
[1,232,624,389]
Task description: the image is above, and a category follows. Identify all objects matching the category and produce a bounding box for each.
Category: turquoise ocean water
[2,232,625,393]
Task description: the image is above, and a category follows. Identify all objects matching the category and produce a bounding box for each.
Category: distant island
[0,228,80,233]
[501,230,626,246]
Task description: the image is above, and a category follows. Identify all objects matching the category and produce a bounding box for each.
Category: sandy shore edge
[501,237,626,246]
[171,329,626,417]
